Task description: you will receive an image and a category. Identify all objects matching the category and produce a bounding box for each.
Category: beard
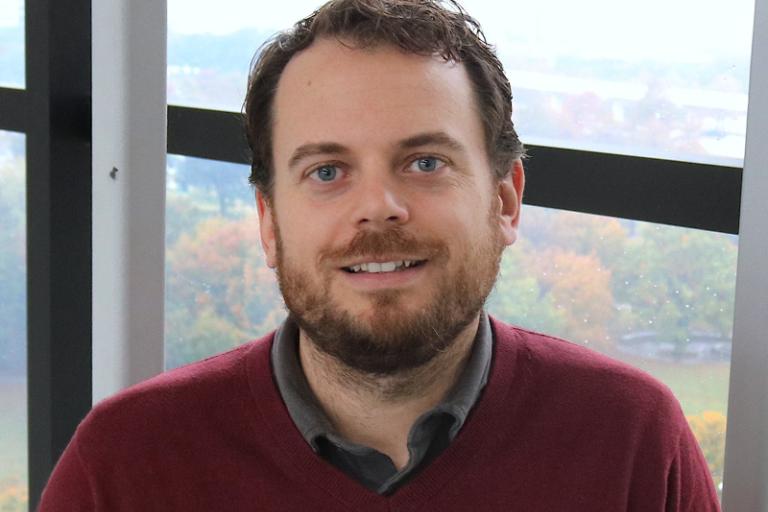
[274,209,504,376]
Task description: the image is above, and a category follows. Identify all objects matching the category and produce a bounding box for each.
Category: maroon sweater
[39,319,720,511]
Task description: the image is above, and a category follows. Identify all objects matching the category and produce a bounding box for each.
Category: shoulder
[489,316,685,431]
[76,333,275,450]
[487,318,719,507]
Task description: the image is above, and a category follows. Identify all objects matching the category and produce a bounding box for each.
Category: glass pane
[167,0,324,111]
[0,130,28,511]
[165,155,283,370]
[167,0,753,165]
[0,0,24,88]
[487,206,736,496]
[473,0,753,166]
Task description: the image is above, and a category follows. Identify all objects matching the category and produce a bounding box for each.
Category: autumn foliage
[165,211,284,369]
[0,477,27,512]
[687,411,727,493]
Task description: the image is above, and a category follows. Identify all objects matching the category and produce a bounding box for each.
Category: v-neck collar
[270,312,494,494]
[245,317,525,511]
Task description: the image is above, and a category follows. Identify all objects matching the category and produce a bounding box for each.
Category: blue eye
[410,157,444,173]
[310,165,339,182]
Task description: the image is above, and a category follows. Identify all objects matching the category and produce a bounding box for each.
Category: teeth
[347,260,420,273]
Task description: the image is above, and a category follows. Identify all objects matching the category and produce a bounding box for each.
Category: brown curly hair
[244,0,525,198]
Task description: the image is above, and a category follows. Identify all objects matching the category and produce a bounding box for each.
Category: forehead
[271,38,486,161]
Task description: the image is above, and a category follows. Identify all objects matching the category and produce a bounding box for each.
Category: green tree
[488,242,567,335]
[613,224,737,356]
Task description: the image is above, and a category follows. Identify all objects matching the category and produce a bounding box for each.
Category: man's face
[259,38,523,375]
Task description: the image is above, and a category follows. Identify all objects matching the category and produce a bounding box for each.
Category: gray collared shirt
[271,312,492,494]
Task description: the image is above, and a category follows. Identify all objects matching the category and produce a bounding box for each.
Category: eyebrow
[286,131,468,169]
[397,131,467,153]
[288,142,350,170]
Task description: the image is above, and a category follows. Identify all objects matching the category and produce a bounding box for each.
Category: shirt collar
[270,311,493,449]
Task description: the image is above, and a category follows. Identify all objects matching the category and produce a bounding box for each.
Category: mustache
[319,228,447,264]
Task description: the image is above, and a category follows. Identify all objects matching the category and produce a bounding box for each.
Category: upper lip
[338,256,427,268]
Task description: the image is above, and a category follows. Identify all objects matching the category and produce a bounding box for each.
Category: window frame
[167,105,742,234]
[0,0,95,507]
[0,0,765,508]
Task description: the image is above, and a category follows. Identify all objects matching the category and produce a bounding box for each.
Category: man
[40,0,720,510]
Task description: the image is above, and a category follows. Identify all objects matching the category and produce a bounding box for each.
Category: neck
[298,314,480,469]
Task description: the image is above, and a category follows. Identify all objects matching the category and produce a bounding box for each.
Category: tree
[165,193,211,247]
[535,249,615,351]
[517,207,737,358]
[165,213,284,369]
[169,156,254,218]
[612,224,737,357]
[488,241,567,335]
[520,207,628,266]
[494,208,624,352]
[687,411,726,495]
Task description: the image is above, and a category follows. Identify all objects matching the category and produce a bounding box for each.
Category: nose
[352,173,410,229]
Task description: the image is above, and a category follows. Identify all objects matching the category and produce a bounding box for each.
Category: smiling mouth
[342,260,427,274]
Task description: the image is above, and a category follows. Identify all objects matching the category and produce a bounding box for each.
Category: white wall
[92,0,167,403]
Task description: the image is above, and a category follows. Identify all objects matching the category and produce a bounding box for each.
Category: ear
[497,159,525,246]
[257,191,278,268]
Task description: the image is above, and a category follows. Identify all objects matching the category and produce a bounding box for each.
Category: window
[0,0,756,509]
[0,131,28,511]
[470,0,753,165]
[165,155,282,370]
[167,0,753,165]
[167,0,322,111]
[166,0,750,499]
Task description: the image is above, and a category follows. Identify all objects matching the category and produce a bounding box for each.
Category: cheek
[276,213,335,266]
[280,224,313,255]
[441,200,487,233]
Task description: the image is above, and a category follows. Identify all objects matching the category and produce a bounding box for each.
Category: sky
[0,0,755,61]
[0,0,21,28]
[167,0,756,61]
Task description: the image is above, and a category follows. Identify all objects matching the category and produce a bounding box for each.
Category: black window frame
[0,3,744,509]
[167,106,742,234]
[0,1,93,507]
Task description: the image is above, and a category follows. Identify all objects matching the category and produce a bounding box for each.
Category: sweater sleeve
[665,423,721,512]
[37,435,96,512]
